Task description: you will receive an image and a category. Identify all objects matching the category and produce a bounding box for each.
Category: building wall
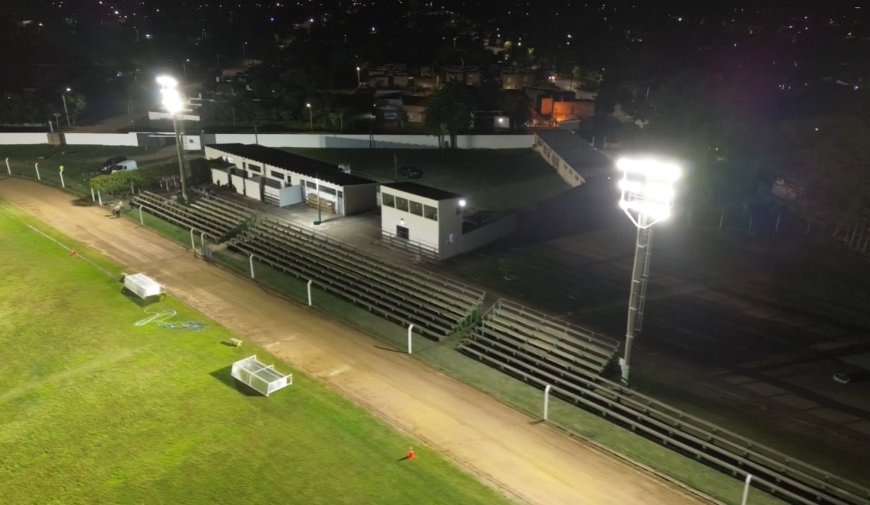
[230,174,246,194]
[211,168,229,186]
[553,101,595,122]
[342,183,378,215]
[381,205,440,249]
[243,178,262,200]
[453,214,517,257]
[277,185,303,207]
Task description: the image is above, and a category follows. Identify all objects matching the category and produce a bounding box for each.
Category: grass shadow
[209,365,262,396]
[72,198,98,207]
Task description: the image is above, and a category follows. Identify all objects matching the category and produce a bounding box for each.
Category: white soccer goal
[230,355,292,396]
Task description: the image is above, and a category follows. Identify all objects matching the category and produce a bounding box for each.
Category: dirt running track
[0,178,709,505]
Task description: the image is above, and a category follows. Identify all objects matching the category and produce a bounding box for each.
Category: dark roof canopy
[381,182,462,201]
[206,143,375,186]
[534,131,614,181]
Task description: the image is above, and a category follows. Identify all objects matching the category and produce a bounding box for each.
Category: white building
[204,144,377,215]
[380,182,516,260]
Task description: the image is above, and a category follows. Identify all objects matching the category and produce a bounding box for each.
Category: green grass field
[0,202,514,505]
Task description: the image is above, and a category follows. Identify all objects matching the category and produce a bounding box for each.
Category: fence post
[34,162,40,181]
[543,384,552,421]
[249,253,255,279]
[59,166,65,189]
[97,190,103,206]
[5,157,10,175]
[306,279,312,306]
[741,473,753,505]
[407,324,415,354]
[91,187,96,202]
[190,228,195,252]
[138,205,144,225]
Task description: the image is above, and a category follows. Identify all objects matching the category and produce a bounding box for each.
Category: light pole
[182,58,190,79]
[306,102,313,131]
[355,66,361,87]
[458,198,466,233]
[61,88,71,127]
[157,75,188,202]
[616,157,680,386]
[242,41,248,67]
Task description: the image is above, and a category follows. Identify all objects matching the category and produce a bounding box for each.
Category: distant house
[373,90,403,122]
[470,111,511,131]
[501,67,536,90]
[443,65,482,86]
[402,95,427,123]
[368,63,409,88]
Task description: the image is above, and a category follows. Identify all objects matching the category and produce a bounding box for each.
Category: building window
[306,181,316,189]
[395,196,409,212]
[382,193,395,207]
[271,170,283,179]
[409,201,423,216]
[248,164,262,173]
[424,205,438,221]
[320,186,336,195]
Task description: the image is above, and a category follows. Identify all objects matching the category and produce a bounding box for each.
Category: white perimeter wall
[0,132,48,144]
[208,133,533,149]
[64,133,139,146]
[0,131,534,150]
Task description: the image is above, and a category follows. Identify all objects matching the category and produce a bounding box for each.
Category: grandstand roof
[535,130,614,181]
[381,182,463,201]
[206,144,376,187]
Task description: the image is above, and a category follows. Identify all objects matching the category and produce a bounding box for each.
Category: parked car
[109,160,138,173]
[398,165,423,179]
[101,156,127,173]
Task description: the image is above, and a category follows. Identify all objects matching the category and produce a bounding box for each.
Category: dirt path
[0,177,710,505]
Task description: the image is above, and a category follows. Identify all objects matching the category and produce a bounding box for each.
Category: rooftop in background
[206,144,375,186]
[382,181,463,201]
[534,130,614,182]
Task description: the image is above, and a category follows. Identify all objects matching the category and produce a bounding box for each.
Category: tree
[424,82,475,148]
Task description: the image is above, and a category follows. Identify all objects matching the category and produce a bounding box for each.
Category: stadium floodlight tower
[616,157,680,386]
[156,75,188,202]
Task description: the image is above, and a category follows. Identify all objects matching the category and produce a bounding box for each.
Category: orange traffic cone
[407,447,415,460]
[70,248,77,257]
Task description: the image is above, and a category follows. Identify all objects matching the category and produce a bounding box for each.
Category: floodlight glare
[156,74,187,202]
[615,156,681,387]
[616,157,680,229]
[458,199,467,208]
[160,88,183,115]
[155,75,178,88]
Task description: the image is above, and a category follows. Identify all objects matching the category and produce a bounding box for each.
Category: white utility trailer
[123,273,164,300]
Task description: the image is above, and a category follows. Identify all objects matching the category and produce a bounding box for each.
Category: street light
[616,157,680,386]
[61,87,71,127]
[355,66,361,87]
[306,102,313,131]
[157,75,188,202]
[458,198,467,233]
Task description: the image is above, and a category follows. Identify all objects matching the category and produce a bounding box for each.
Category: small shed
[230,355,292,396]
